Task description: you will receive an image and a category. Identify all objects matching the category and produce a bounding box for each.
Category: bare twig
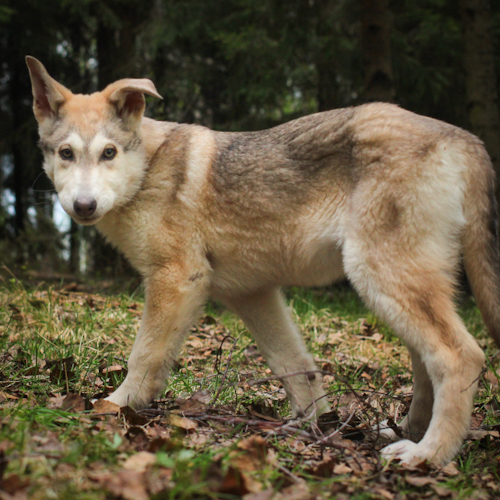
[248,369,327,386]
[209,335,238,408]
[305,408,357,450]
[277,464,302,484]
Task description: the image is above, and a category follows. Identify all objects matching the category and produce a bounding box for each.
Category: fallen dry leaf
[0,474,30,495]
[484,370,499,389]
[0,391,18,403]
[440,461,459,476]
[167,414,198,431]
[123,451,157,472]
[100,470,148,500]
[243,487,275,500]
[373,487,395,500]
[61,393,87,412]
[432,484,453,497]
[307,457,337,478]
[218,466,251,496]
[176,389,211,413]
[333,463,352,475]
[121,406,150,426]
[467,429,500,440]
[405,475,437,487]
[47,395,65,409]
[226,436,271,494]
[231,436,268,472]
[126,426,151,451]
[185,431,209,448]
[93,399,120,413]
[273,482,310,500]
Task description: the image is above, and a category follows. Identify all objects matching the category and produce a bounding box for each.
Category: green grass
[0,278,499,499]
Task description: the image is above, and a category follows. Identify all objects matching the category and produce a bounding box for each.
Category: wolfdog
[26,56,500,466]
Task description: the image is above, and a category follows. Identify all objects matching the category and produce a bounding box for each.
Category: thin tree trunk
[317,55,340,112]
[96,1,150,87]
[11,141,25,235]
[314,0,341,112]
[360,0,395,102]
[8,34,27,235]
[460,0,500,201]
[69,219,80,274]
[93,1,152,276]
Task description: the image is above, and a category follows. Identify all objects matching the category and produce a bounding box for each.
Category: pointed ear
[105,78,163,127]
[25,56,72,124]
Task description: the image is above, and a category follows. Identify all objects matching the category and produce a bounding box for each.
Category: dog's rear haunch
[26,55,500,467]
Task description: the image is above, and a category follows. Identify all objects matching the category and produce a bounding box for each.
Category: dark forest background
[0,0,499,279]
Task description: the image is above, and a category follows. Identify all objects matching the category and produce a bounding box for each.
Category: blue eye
[60,148,74,160]
[102,147,117,160]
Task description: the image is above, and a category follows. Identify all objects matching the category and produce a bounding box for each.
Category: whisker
[31,171,48,189]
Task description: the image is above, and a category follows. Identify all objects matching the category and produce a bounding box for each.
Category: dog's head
[26,56,162,225]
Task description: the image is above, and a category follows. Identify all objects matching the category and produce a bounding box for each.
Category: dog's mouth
[73,215,102,226]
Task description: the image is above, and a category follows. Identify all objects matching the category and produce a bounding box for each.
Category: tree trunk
[11,140,25,236]
[314,0,341,112]
[317,56,340,112]
[7,32,27,236]
[460,0,500,202]
[93,1,152,276]
[97,21,137,87]
[96,1,152,87]
[69,219,80,274]
[360,0,395,102]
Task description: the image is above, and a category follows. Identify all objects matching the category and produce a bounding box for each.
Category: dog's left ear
[106,79,163,128]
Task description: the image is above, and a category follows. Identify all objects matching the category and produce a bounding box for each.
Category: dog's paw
[381,440,423,466]
[105,386,141,409]
[104,392,127,407]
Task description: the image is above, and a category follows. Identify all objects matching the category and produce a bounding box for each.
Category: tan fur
[27,56,500,467]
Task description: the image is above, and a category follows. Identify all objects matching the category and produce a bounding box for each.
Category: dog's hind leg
[399,347,434,442]
[377,347,434,443]
[344,243,485,465]
[225,288,330,418]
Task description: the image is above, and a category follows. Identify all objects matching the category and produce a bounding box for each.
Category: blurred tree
[313,0,362,111]
[361,0,395,102]
[1,0,65,269]
[391,0,466,126]
[1,0,499,275]
[95,0,154,86]
[90,0,155,276]
[460,0,500,201]
[0,0,95,271]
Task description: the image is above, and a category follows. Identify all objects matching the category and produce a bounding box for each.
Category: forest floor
[0,274,499,500]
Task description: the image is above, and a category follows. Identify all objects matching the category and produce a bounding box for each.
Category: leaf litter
[0,282,499,499]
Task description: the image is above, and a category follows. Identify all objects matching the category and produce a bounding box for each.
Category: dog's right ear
[25,56,72,124]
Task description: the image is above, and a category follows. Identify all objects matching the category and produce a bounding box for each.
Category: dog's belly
[209,237,345,298]
[286,240,345,287]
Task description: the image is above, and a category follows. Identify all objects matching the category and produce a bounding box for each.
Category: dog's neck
[140,117,178,164]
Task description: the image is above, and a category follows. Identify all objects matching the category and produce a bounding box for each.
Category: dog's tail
[462,140,500,349]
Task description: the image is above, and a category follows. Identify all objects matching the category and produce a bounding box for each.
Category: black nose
[73,197,97,218]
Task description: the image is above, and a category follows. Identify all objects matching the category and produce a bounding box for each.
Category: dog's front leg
[106,268,209,409]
